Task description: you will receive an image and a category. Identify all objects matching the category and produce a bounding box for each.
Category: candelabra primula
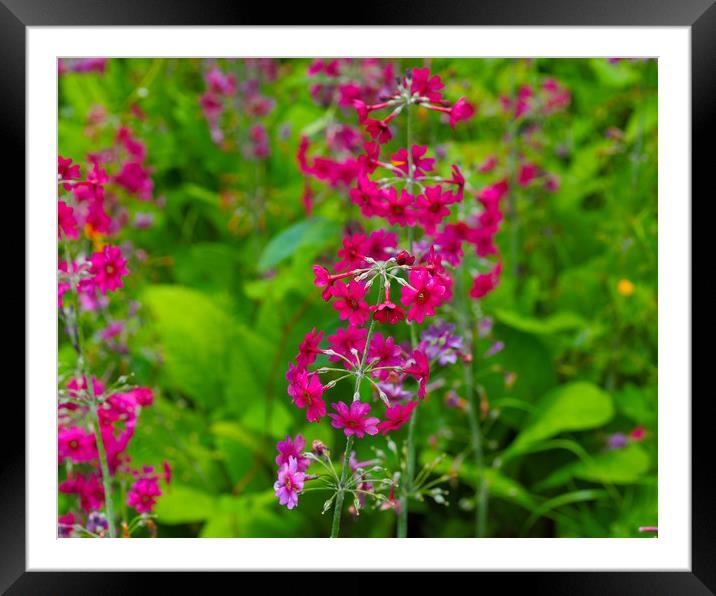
[277,65,505,538]
[58,149,168,538]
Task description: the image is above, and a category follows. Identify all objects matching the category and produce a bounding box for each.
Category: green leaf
[536,444,650,489]
[155,484,216,524]
[508,382,614,454]
[494,309,587,335]
[142,285,233,408]
[258,217,339,272]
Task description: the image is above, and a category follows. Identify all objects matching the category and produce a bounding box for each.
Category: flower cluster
[199,59,277,155]
[58,147,166,537]
[297,59,397,214]
[278,67,484,520]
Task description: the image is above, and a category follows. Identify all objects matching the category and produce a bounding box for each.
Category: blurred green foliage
[59,58,657,537]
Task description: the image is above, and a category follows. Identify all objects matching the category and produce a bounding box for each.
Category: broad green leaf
[509,382,614,454]
[258,217,339,272]
[494,309,587,335]
[536,444,651,489]
[155,484,216,524]
[143,285,233,408]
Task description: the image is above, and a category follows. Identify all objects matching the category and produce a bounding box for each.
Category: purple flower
[376,381,414,404]
[275,434,310,472]
[86,511,109,534]
[607,432,628,450]
[274,456,305,510]
[419,321,464,366]
[484,341,505,358]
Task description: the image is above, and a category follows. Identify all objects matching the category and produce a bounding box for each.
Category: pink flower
[479,155,498,173]
[274,456,305,510]
[289,371,326,423]
[390,146,435,178]
[276,434,310,472]
[369,286,406,324]
[478,180,509,210]
[364,118,393,144]
[59,473,105,513]
[414,185,457,234]
[367,332,402,378]
[410,67,444,103]
[326,325,368,366]
[518,163,538,186]
[114,161,153,200]
[296,328,323,367]
[362,229,397,261]
[449,97,475,128]
[89,245,129,294]
[58,200,78,240]
[328,401,380,438]
[127,474,162,514]
[58,156,81,190]
[401,269,446,324]
[331,280,370,326]
[66,375,105,399]
[470,262,503,299]
[378,401,418,435]
[379,187,417,227]
[349,175,382,217]
[335,233,367,272]
[403,350,430,399]
[58,426,97,463]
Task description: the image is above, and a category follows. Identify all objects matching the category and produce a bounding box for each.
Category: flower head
[89,245,129,294]
[328,401,380,438]
[127,474,162,514]
[401,269,446,324]
[276,434,310,472]
[274,456,305,510]
[378,401,418,435]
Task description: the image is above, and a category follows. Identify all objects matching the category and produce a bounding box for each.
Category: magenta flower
[390,145,435,178]
[379,187,417,227]
[326,324,368,366]
[470,262,503,299]
[367,332,402,378]
[414,185,456,234]
[410,67,444,103]
[89,245,129,294]
[58,426,97,463]
[449,97,476,128]
[58,200,78,240]
[328,401,380,438]
[403,350,430,399]
[276,434,311,472]
[127,474,162,514]
[331,280,370,326]
[274,456,305,510]
[401,269,447,324]
[378,401,418,435]
[296,328,323,367]
[289,371,326,423]
[335,233,367,272]
[58,156,81,190]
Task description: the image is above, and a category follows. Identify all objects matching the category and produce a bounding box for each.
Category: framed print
[8,0,709,592]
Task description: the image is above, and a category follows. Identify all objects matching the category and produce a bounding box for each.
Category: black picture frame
[7,0,708,592]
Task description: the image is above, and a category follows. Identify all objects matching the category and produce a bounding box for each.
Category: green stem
[75,302,117,538]
[397,96,417,538]
[330,435,354,538]
[63,241,116,537]
[459,266,487,537]
[329,280,384,538]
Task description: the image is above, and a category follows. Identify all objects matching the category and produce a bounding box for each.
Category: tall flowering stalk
[278,64,504,537]
[58,142,169,538]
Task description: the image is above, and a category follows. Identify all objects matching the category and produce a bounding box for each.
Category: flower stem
[458,266,487,537]
[330,435,354,538]
[74,302,117,538]
[329,279,384,538]
[397,93,418,538]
